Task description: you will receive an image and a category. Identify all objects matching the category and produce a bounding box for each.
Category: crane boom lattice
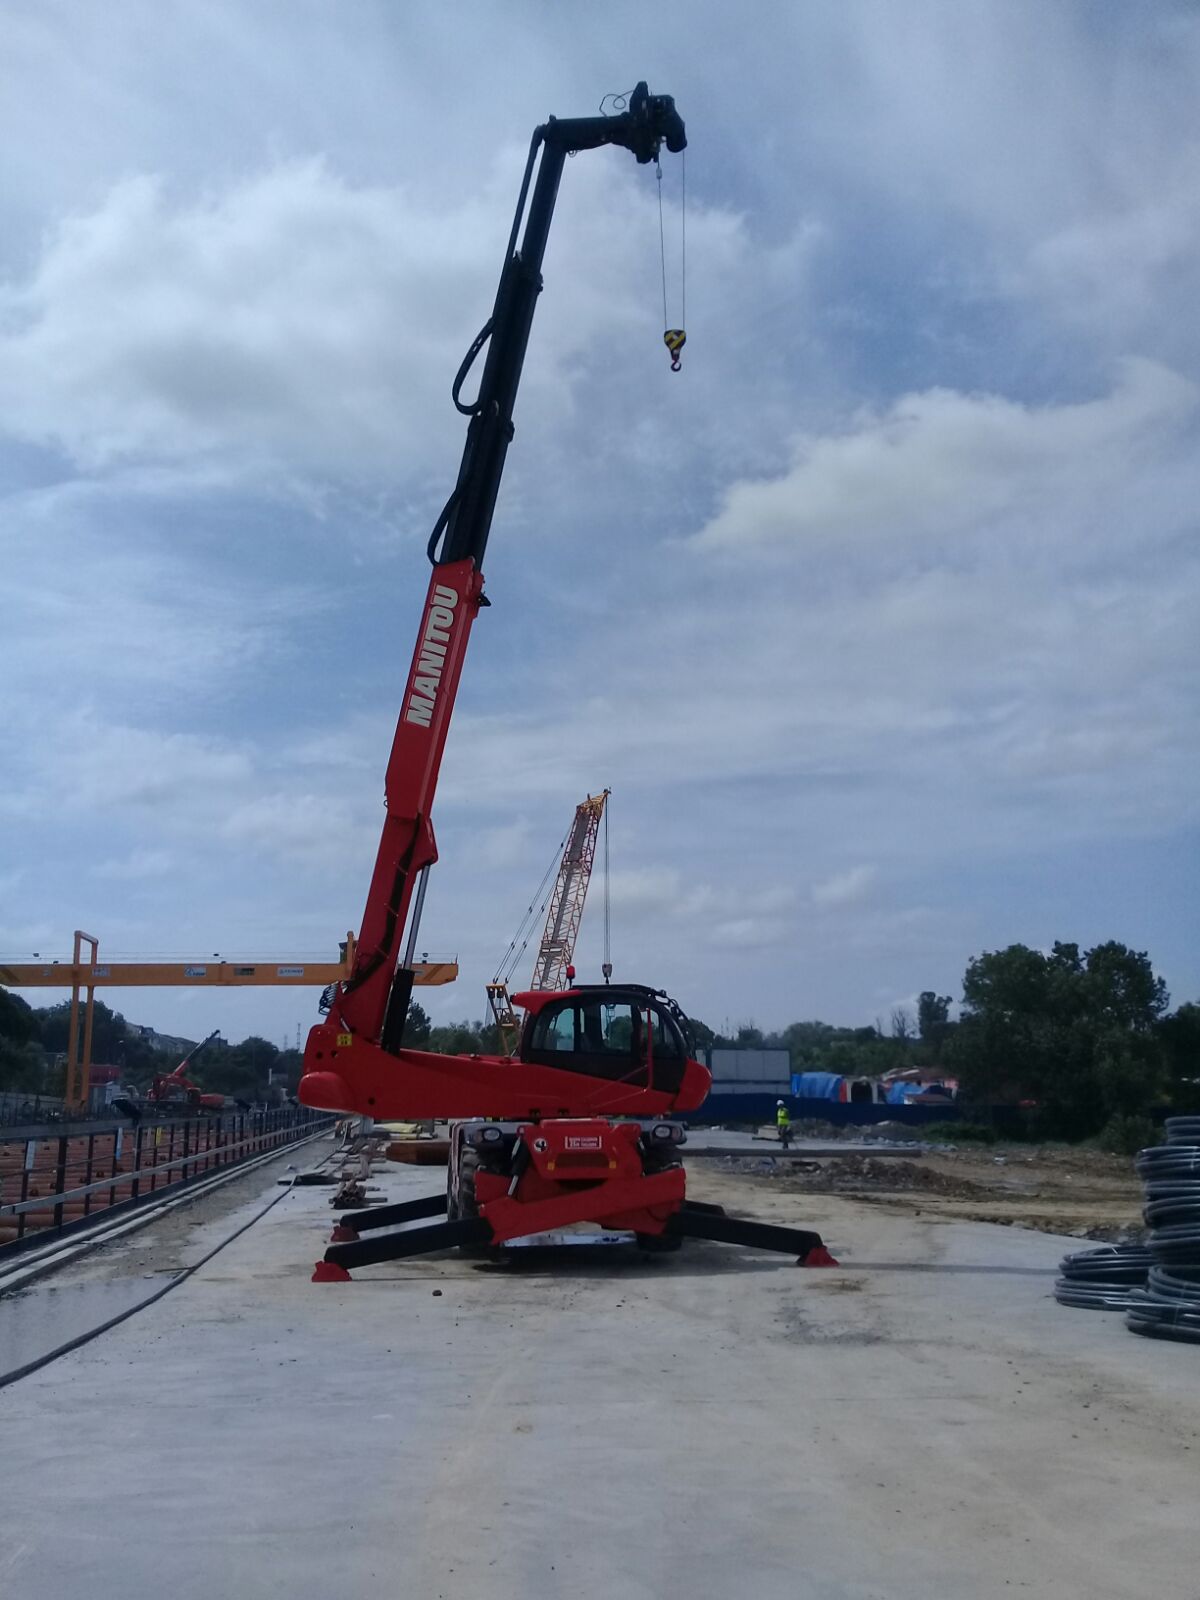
[530,790,609,990]
[487,789,610,1054]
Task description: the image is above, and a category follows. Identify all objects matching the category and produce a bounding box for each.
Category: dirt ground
[704,1142,1144,1241]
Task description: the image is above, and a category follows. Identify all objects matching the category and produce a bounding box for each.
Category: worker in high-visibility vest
[776,1099,792,1147]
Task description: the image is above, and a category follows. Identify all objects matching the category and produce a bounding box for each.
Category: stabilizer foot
[798,1244,839,1267]
[330,1224,360,1243]
[312,1260,353,1282]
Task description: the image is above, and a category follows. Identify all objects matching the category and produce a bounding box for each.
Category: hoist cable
[656,162,669,331]
[493,826,571,987]
[681,149,686,331]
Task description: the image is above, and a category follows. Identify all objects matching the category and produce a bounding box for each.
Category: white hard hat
[776,1099,785,1106]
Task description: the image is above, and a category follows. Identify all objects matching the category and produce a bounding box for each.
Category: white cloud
[0,154,774,505]
[692,359,1197,557]
[91,848,173,881]
[812,865,878,909]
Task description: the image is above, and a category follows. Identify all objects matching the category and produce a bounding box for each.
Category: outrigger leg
[665,1203,838,1265]
[313,1192,836,1279]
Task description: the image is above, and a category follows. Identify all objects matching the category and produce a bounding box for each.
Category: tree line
[4,937,1196,1137]
[0,992,302,1104]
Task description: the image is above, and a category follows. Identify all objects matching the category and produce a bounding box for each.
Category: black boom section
[434,84,686,576]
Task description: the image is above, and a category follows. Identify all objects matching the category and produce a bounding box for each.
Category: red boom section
[300,1040,711,1121]
[330,557,484,1042]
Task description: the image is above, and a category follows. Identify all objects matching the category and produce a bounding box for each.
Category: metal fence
[0,1092,68,1129]
[0,1106,333,1254]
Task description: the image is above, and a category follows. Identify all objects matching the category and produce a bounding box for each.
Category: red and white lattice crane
[487,789,610,1052]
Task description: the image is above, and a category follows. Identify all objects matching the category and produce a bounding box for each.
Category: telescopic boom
[304,86,686,1091]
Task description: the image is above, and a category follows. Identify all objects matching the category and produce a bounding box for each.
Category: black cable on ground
[0,1139,336,1390]
[1054,1243,1151,1311]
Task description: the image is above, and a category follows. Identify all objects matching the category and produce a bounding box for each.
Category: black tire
[636,1230,682,1253]
[452,1146,500,1257]
[455,1146,481,1219]
[637,1152,684,1252]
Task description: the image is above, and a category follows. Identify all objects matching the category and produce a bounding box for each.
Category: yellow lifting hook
[664,328,686,372]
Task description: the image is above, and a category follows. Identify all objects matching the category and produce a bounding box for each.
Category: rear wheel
[455,1146,481,1219]
[451,1145,502,1257]
[637,1152,684,1252]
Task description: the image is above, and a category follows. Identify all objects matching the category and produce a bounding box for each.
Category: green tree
[1158,1003,1200,1110]
[274,1048,304,1098]
[0,988,38,1046]
[35,998,129,1062]
[197,1035,279,1100]
[0,988,46,1094]
[917,992,954,1059]
[405,1002,432,1046]
[951,940,1171,1136]
[688,1018,717,1051]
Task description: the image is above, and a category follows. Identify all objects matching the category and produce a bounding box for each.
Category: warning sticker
[565,1135,603,1151]
[336,1033,353,1048]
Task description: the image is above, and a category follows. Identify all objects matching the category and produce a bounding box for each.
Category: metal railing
[0,1106,333,1254]
[0,1092,67,1129]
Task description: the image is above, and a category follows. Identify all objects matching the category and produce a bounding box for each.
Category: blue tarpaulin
[789,1071,846,1101]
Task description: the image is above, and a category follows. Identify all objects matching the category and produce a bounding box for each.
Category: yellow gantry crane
[1,932,457,1112]
[487,790,610,1054]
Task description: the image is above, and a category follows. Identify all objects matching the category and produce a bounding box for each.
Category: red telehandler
[299,84,834,1277]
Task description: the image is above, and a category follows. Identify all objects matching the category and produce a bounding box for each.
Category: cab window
[524,994,686,1093]
[537,1005,577,1052]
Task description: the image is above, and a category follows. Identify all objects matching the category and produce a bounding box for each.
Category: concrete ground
[0,1137,1196,1599]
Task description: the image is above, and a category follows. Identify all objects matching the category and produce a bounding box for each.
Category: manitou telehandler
[299,84,834,1277]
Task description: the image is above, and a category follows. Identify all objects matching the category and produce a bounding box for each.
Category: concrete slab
[0,1151,1196,1599]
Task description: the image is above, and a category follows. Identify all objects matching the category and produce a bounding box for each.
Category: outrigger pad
[312,1260,353,1283]
[329,1224,360,1243]
[798,1244,840,1267]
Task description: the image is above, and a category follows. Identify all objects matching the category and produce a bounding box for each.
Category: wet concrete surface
[2,1146,1199,1598]
[0,1274,179,1380]
[0,1141,333,1380]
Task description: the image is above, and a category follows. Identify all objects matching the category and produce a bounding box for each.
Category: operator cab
[513,983,693,1097]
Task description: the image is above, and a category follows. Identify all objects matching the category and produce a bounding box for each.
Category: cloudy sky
[2,1,1197,1049]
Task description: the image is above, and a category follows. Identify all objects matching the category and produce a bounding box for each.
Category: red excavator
[299,84,834,1277]
[147,1029,225,1112]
